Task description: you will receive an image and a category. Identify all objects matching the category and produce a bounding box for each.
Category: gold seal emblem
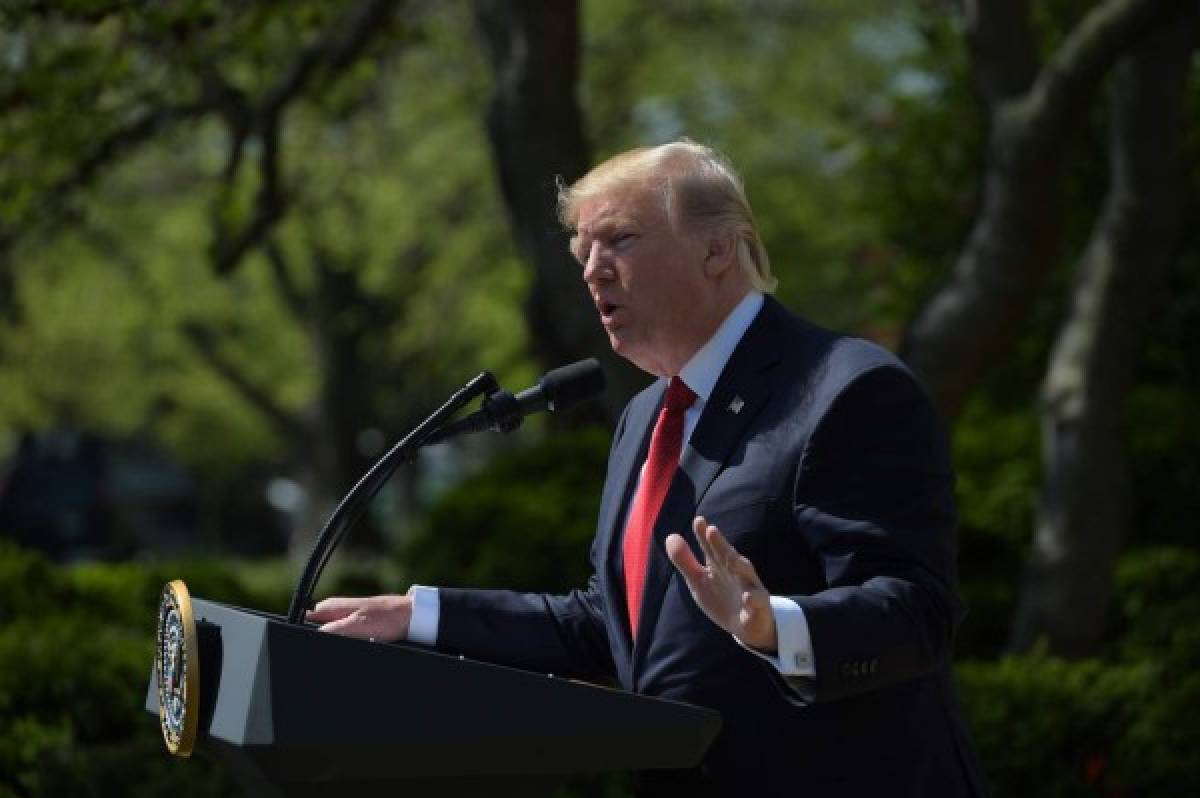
[155,580,199,756]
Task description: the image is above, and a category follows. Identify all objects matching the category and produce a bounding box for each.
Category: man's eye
[613,232,636,246]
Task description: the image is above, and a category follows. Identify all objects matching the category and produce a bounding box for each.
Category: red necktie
[623,377,696,639]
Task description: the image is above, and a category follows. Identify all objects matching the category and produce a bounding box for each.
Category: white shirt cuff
[736,595,815,676]
[406,585,440,646]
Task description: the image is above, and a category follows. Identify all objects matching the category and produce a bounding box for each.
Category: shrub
[405,427,610,591]
[958,654,1155,797]
[960,545,1200,797]
[0,542,272,797]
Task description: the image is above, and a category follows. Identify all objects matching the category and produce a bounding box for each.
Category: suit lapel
[630,300,786,671]
[597,380,663,663]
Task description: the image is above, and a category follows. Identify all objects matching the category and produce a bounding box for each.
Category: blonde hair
[557,138,776,293]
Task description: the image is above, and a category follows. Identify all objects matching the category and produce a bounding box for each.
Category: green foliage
[1127,248,1200,550]
[405,427,611,592]
[1110,549,1200,797]
[849,7,983,328]
[581,0,917,335]
[958,655,1155,797]
[951,394,1040,656]
[953,396,1041,548]
[0,3,530,518]
[1113,546,1200,667]
[959,544,1200,797]
[0,541,410,796]
[0,542,259,797]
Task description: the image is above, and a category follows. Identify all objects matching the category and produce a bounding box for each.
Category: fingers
[317,613,368,638]
[305,594,411,643]
[673,516,768,594]
[306,596,363,623]
[665,533,707,584]
[702,519,765,588]
[691,516,713,566]
[704,521,738,566]
[694,516,737,568]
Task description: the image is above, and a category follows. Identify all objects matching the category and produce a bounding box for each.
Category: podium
[145,598,722,797]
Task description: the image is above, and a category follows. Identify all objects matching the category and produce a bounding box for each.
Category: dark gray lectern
[145,598,721,797]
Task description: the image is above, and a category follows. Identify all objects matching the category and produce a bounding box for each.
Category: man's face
[571,184,712,377]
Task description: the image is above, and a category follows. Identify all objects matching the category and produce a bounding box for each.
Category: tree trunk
[472,0,645,421]
[299,248,383,557]
[1009,8,1196,655]
[902,0,1187,422]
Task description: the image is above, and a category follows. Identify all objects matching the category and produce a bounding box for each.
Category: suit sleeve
[783,365,963,703]
[433,406,634,684]
[436,571,616,683]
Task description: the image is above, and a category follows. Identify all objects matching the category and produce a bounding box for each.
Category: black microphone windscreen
[541,358,606,412]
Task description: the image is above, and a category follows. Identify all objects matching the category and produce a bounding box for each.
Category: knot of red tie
[663,376,697,413]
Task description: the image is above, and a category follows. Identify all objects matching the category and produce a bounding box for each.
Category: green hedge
[959,655,1155,796]
[959,547,1200,797]
[0,542,395,798]
[0,544,246,797]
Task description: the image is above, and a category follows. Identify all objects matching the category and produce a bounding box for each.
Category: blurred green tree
[0,3,533,556]
[470,0,648,417]
[872,0,1199,656]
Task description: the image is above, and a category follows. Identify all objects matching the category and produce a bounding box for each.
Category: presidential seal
[155,580,199,756]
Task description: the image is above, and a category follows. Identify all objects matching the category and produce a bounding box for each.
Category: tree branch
[260,0,397,121]
[962,0,1040,106]
[200,67,253,183]
[208,0,402,277]
[182,320,310,443]
[1026,0,1188,140]
[23,102,207,229]
[211,112,287,276]
[263,239,311,324]
[901,0,1194,421]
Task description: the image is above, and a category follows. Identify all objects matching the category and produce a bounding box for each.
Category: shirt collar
[677,291,764,404]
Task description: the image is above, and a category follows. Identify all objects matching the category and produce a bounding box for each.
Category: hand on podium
[307,593,413,642]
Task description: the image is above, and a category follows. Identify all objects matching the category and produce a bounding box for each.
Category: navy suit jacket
[437,297,986,796]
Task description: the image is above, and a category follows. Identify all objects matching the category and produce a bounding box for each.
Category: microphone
[426,359,605,443]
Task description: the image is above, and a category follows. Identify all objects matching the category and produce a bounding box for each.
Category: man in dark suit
[310,139,986,796]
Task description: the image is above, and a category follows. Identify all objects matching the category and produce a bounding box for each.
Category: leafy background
[2,1,1198,796]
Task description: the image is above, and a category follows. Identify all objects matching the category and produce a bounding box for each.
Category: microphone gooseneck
[286,360,606,624]
[424,358,606,444]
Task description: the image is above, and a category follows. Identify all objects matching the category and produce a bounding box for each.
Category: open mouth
[595,297,625,327]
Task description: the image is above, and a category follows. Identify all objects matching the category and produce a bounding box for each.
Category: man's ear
[703,230,738,278]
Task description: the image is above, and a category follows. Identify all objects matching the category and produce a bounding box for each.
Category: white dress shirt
[409,290,816,677]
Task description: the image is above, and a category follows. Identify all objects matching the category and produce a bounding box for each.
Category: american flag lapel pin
[728,395,745,415]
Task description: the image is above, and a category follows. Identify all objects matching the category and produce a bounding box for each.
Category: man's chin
[608,339,662,376]
[606,330,627,354]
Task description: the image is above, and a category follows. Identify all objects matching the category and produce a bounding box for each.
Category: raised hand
[306,594,412,642]
[665,516,777,653]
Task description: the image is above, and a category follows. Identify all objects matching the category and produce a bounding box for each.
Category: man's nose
[581,241,611,284]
